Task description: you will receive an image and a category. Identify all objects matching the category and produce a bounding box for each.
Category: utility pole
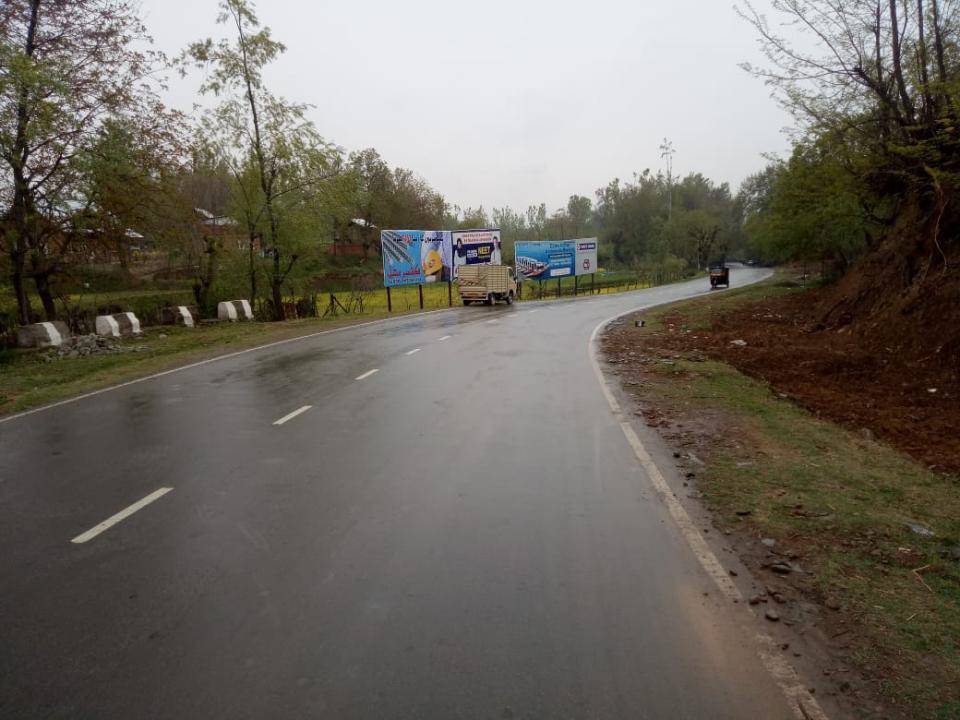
[659,138,675,223]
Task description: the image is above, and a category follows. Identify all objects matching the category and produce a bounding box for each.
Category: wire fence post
[418,284,423,310]
[386,286,392,312]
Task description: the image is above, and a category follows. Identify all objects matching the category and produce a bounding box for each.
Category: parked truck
[457,265,518,305]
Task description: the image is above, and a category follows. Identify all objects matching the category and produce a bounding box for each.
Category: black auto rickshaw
[709,260,730,289]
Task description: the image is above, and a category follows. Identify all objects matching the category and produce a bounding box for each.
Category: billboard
[451,228,501,279]
[574,238,598,275]
[514,240,574,279]
[515,239,598,280]
[381,230,453,287]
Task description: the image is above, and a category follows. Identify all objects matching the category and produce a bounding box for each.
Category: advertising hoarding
[515,239,599,280]
[514,240,574,279]
[381,230,453,287]
[451,228,501,279]
[574,238,598,276]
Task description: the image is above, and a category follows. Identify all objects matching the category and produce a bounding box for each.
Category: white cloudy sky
[141,0,792,213]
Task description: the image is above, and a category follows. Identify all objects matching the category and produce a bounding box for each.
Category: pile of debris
[41,334,150,361]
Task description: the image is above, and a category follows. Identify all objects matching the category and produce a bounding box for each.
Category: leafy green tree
[183,0,340,320]
[566,195,592,237]
[1,0,168,322]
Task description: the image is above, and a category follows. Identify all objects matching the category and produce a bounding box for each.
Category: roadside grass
[611,278,960,718]
[0,310,421,416]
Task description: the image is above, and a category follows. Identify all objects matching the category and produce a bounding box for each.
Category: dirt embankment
[650,280,960,475]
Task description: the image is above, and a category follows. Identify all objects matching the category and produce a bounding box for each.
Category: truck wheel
[462,299,471,306]
[505,292,513,305]
[487,294,495,306]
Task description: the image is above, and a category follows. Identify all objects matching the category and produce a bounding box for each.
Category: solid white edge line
[355,368,379,381]
[70,487,173,544]
[438,335,452,341]
[272,405,312,426]
[0,306,460,426]
[405,348,421,355]
[586,273,826,720]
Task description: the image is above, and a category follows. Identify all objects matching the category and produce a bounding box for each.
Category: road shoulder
[598,276,960,720]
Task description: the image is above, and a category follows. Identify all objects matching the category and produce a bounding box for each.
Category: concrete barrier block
[117,312,141,336]
[17,321,70,348]
[95,315,121,337]
[95,313,141,338]
[217,300,253,322]
[161,305,196,327]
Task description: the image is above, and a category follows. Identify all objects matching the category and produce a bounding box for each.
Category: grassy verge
[0,309,420,417]
[604,277,960,719]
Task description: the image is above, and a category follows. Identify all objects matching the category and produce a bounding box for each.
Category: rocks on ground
[40,334,150,361]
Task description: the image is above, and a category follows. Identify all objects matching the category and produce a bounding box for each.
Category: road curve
[0,267,799,719]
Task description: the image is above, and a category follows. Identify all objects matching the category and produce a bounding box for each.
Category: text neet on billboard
[451,228,502,279]
[515,238,598,280]
[381,230,453,287]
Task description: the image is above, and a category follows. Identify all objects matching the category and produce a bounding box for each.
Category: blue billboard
[515,240,576,280]
[381,230,453,287]
[515,239,598,279]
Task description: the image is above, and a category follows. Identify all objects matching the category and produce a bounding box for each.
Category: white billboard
[574,238,598,276]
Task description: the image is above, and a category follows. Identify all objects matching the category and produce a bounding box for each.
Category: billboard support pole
[592,272,596,295]
[539,280,542,299]
[418,284,424,310]
[447,281,452,307]
[386,286,392,313]
[574,276,578,296]
[556,277,561,298]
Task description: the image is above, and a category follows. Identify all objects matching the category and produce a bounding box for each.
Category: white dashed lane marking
[273,405,312,426]
[71,488,174,544]
[405,348,421,356]
[355,369,379,381]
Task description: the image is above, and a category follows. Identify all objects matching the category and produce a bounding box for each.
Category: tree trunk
[10,0,41,326]
[271,251,284,321]
[888,0,915,125]
[33,272,57,321]
[10,250,31,324]
[194,235,218,315]
[930,0,948,86]
[916,0,933,122]
[248,233,257,301]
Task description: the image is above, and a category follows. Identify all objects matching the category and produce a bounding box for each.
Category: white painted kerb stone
[96,315,121,337]
[177,306,195,327]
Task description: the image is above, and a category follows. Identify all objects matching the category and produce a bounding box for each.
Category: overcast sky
[141,0,792,214]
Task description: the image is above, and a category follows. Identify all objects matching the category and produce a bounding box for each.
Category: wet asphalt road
[0,268,795,719]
